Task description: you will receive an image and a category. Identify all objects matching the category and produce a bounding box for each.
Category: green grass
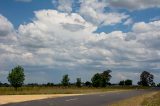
[142,91,160,106]
[0,86,149,95]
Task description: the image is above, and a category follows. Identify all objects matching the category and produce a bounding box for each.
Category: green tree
[138,71,154,86]
[157,83,160,87]
[119,80,125,85]
[76,78,81,87]
[125,79,132,85]
[91,73,101,87]
[100,70,112,87]
[85,81,92,87]
[91,70,112,87]
[61,74,70,86]
[0,81,2,87]
[46,83,54,86]
[7,65,25,90]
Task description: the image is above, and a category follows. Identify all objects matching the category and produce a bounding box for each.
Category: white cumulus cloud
[107,0,160,10]
[0,10,160,83]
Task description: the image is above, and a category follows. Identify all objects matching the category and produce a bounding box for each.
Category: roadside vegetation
[110,92,157,106]
[0,65,158,95]
[110,91,160,106]
[142,91,160,106]
[0,86,150,95]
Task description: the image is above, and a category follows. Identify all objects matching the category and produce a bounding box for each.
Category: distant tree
[157,83,160,87]
[138,71,154,86]
[0,81,2,87]
[61,74,70,86]
[3,83,10,87]
[151,82,156,87]
[125,79,132,85]
[46,82,54,86]
[106,82,111,86]
[76,78,81,87]
[91,70,112,87]
[85,81,92,87]
[7,65,25,90]
[100,70,112,87]
[91,73,101,87]
[27,83,39,87]
[119,80,125,85]
[137,81,141,85]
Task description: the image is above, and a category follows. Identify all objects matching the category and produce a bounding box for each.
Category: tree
[100,70,112,87]
[138,71,154,86]
[76,78,81,87]
[7,65,25,90]
[151,82,156,87]
[119,80,125,85]
[61,74,70,86]
[157,83,160,87]
[85,81,92,87]
[125,79,132,85]
[46,83,54,86]
[91,73,101,87]
[0,81,2,87]
[91,70,112,87]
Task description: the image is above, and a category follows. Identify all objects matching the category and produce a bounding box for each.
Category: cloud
[55,0,160,12]
[56,0,72,13]
[102,13,129,25]
[131,21,160,49]
[150,16,160,21]
[0,15,14,36]
[132,21,160,33]
[62,23,85,32]
[107,0,160,10]
[111,71,140,84]
[124,18,133,25]
[79,0,129,26]
[0,14,17,44]
[0,10,160,83]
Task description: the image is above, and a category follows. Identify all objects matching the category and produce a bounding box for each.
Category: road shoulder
[0,94,83,105]
[0,90,129,105]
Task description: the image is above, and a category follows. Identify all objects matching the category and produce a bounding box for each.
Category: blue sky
[1,0,160,30]
[0,0,160,84]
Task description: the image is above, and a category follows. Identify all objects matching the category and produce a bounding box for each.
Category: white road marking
[65,98,78,102]
[100,94,105,96]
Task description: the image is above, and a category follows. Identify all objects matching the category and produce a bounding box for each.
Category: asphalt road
[1,89,155,106]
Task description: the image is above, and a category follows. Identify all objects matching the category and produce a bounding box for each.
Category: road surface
[1,89,155,106]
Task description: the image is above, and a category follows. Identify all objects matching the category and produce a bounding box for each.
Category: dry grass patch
[110,92,157,106]
[142,91,160,106]
[0,86,140,95]
[0,94,82,105]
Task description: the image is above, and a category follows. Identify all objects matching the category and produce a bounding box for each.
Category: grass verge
[110,92,157,106]
[0,86,149,95]
[142,91,160,106]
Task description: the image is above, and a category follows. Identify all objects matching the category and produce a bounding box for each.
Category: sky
[0,0,160,84]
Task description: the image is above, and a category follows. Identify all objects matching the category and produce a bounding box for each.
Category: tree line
[0,65,159,90]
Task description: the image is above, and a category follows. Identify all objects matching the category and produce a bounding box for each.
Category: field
[0,86,149,95]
